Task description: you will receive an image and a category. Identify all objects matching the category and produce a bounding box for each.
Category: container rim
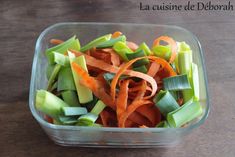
[29,22,210,133]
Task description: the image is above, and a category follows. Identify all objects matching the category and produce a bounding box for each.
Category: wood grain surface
[0,0,235,156]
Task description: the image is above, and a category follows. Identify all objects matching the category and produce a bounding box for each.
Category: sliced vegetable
[46,36,75,56]
[62,107,87,116]
[47,64,61,91]
[163,74,191,91]
[167,98,202,128]
[58,116,78,125]
[113,41,133,61]
[178,51,192,75]
[153,36,177,63]
[46,36,80,64]
[68,52,93,103]
[51,81,57,92]
[178,50,194,102]
[133,65,147,73]
[80,34,112,52]
[77,113,98,126]
[154,90,180,116]
[152,45,171,61]
[61,90,80,107]
[57,67,76,91]
[90,100,106,115]
[136,42,152,56]
[52,52,70,66]
[97,35,126,48]
[36,90,68,119]
[126,49,149,67]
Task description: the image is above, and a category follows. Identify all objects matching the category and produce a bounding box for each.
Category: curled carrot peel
[147,62,160,77]
[116,80,129,119]
[119,100,152,128]
[50,39,64,45]
[100,110,108,127]
[136,105,161,126]
[101,48,121,66]
[110,55,177,102]
[112,31,123,38]
[153,36,177,63]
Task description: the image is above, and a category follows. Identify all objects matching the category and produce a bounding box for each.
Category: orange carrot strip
[126,41,139,51]
[129,85,152,93]
[112,31,122,38]
[110,56,168,102]
[101,48,120,66]
[100,110,108,127]
[147,62,160,77]
[50,39,64,45]
[136,105,161,126]
[119,100,152,128]
[128,112,152,126]
[72,62,115,109]
[116,80,130,118]
[153,36,177,63]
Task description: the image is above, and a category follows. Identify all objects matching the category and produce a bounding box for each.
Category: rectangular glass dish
[29,22,210,148]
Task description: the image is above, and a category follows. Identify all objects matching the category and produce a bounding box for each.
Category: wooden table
[1,0,235,156]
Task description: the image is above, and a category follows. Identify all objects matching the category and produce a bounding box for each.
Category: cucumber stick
[191,63,199,100]
[80,34,112,52]
[57,67,76,91]
[36,90,69,119]
[113,41,133,61]
[46,36,80,64]
[61,90,80,107]
[177,42,194,102]
[68,52,93,104]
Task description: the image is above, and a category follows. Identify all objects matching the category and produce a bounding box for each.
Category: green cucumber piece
[80,34,112,52]
[68,52,93,104]
[77,113,98,126]
[132,65,147,73]
[52,52,70,67]
[47,64,61,91]
[91,100,106,115]
[136,42,152,56]
[167,99,202,128]
[126,49,149,67]
[61,90,80,107]
[46,36,80,64]
[62,107,87,116]
[113,41,133,61]
[152,45,171,61]
[57,67,76,91]
[97,35,126,48]
[153,90,180,116]
[36,90,69,119]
